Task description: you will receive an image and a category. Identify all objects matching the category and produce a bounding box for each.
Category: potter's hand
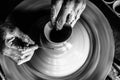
[51,0,87,30]
[1,23,38,65]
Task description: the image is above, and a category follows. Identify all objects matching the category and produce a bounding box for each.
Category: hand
[51,0,87,30]
[1,23,38,65]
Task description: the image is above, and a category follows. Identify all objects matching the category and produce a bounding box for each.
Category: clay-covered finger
[56,1,74,30]
[18,50,35,65]
[71,0,86,27]
[74,0,86,17]
[51,0,63,25]
[66,11,75,27]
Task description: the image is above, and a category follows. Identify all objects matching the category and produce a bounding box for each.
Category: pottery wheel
[0,0,114,80]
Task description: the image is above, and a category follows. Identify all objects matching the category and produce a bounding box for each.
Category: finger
[51,0,63,25]
[56,1,74,30]
[21,46,38,58]
[18,50,35,65]
[71,0,86,27]
[75,0,86,14]
[18,51,34,65]
[66,11,75,26]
